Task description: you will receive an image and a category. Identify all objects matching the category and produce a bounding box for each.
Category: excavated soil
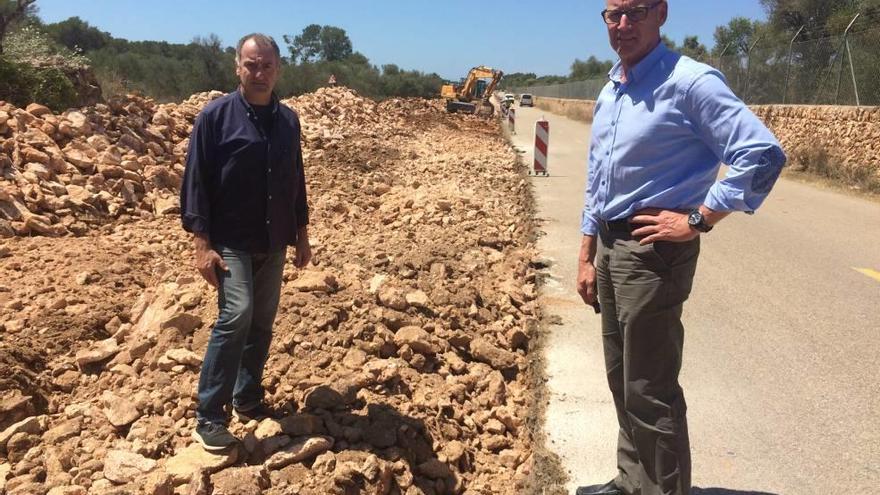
[0,87,566,495]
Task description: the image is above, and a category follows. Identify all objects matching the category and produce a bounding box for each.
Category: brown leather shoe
[575,480,623,495]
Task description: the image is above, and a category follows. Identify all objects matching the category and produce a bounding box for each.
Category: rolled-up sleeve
[684,71,787,213]
[180,112,214,233]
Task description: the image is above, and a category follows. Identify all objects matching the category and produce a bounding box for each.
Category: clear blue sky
[35,0,768,80]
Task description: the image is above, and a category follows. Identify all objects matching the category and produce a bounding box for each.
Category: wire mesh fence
[512,17,880,107]
[509,79,607,100]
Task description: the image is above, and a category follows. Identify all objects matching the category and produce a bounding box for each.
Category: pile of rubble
[0,87,542,494]
[0,86,444,239]
[0,90,219,238]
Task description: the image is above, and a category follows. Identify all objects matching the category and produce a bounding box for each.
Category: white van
[520,94,534,107]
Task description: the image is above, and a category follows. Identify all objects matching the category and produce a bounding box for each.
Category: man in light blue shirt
[575,2,785,495]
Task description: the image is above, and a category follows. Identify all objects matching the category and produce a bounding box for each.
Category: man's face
[236,39,279,101]
[604,0,667,67]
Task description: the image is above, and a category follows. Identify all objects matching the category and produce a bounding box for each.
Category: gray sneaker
[192,422,238,451]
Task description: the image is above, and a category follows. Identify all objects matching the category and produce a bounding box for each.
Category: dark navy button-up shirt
[582,43,786,236]
[180,90,309,253]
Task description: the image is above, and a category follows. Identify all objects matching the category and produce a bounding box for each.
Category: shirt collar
[236,87,279,116]
[608,41,669,86]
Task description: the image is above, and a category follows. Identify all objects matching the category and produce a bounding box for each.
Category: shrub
[0,55,79,111]
[0,55,33,106]
[31,65,78,110]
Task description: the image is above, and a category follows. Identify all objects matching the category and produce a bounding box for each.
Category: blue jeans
[196,245,286,425]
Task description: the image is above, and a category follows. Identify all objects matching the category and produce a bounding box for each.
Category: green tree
[681,35,709,61]
[751,0,880,104]
[43,16,109,52]
[192,34,235,92]
[0,0,37,54]
[319,26,352,62]
[570,55,612,80]
[713,17,760,56]
[760,0,855,33]
[283,25,353,63]
[283,24,321,64]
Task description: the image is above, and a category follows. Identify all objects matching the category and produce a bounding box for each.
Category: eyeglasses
[601,1,664,25]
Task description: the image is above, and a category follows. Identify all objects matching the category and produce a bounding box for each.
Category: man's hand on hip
[193,233,228,288]
[630,208,699,245]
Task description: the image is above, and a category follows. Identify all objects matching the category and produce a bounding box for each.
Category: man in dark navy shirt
[180,33,311,451]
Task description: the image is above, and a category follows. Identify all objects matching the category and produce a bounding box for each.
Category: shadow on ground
[693,488,778,495]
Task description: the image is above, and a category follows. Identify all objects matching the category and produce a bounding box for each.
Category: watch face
[688,211,702,226]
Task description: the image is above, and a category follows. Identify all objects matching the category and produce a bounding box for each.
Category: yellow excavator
[441,65,504,115]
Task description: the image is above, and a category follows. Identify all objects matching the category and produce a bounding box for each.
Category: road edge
[497,112,570,494]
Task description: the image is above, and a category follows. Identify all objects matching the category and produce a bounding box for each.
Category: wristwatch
[687,209,713,233]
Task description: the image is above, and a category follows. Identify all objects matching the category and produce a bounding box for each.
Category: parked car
[520,94,534,107]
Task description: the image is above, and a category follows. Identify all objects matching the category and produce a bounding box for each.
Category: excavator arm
[459,66,498,101]
[482,71,503,101]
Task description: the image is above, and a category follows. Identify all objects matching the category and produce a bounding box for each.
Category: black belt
[599,218,653,235]
[599,218,635,233]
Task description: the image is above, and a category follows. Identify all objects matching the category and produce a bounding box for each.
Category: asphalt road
[506,102,880,495]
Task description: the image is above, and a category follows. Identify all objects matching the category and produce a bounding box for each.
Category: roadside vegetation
[0,2,445,109]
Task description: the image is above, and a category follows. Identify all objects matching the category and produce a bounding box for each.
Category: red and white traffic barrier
[508,108,515,134]
[532,119,549,176]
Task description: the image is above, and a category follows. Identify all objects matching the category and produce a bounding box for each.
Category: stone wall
[751,105,880,191]
[533,97,596,124]
[534,96,880,192]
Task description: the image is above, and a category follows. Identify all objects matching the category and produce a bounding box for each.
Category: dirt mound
[0,88,543,495]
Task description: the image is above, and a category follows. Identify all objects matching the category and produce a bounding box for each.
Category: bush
[31,66,78,110]
[0,55,79,111]
[0,24,90,111]
[0,56,33,106]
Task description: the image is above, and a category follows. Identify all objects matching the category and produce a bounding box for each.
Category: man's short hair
[235,33,281,64]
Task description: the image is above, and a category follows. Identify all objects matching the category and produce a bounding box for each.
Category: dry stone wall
[751,105,880,191]
[532,97,596,124]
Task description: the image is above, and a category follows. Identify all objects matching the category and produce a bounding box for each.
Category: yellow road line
[853,268,880,283]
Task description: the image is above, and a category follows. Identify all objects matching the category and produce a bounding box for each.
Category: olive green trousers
[596,227,700,495]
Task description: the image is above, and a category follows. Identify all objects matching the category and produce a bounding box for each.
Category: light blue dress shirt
[582,42,786,236]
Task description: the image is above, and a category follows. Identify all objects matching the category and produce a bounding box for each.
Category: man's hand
[293,227,311,268]
[193,233,227,288]
[576,235,598,306]
[576,260,598,305]
[630,208,700,245]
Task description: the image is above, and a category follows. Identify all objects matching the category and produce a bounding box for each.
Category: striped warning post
[508,108,515,134]
[532,119,549,176]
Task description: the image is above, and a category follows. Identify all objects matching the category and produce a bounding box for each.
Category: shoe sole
[232,409,262,423]
[233,408,282,423]
[191,430,238,452]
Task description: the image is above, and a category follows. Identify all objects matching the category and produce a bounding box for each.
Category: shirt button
[268,195,272,200]
[266,220,270,225]
[267,168,272,173]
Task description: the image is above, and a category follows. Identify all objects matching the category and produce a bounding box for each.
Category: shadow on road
[693,488,779,495]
